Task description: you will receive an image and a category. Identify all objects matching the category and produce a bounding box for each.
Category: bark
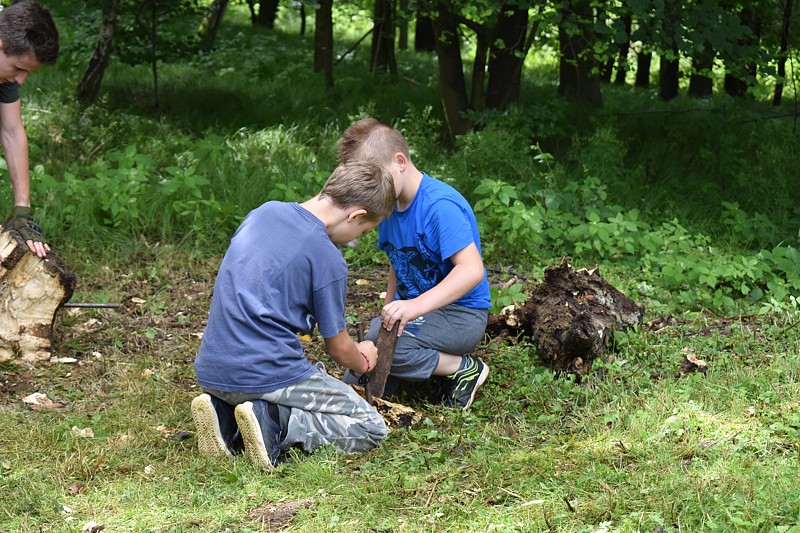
[414,14,436,51]
[198,0,230,50]
[557,0,602,107]
[255,0,279,28]
[485,256,645,378]
[397,0,408,50]
[314,0,333,89]
[724,5,760,98]
[431,3,472,141]
[76,0,120,107]
[371,0,397,77]
[688,50,715,98]
[485,4,528,110]
[614,13,632,85]
[773,0,794,106]
[659,51,680,100]
[635,50,652,88]
[0,230,76,364]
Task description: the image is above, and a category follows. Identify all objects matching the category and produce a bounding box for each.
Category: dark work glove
[2,206,46,243]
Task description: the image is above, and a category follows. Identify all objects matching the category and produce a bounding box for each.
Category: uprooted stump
[0,229,76,363]
[486,255,645,377]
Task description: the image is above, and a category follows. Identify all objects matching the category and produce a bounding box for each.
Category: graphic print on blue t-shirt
[383,237,442,300]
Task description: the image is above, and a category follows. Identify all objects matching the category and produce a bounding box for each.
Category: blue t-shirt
[0,82,20,104]
[194,202,349,393]
[378,172,491,309]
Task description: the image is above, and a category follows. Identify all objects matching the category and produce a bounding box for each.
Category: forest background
[1,0,800,531]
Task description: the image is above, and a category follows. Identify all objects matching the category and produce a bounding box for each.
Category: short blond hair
[319,159,395,221]
[338,118,410,167]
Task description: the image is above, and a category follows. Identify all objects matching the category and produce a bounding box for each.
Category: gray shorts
[365,303,488,382]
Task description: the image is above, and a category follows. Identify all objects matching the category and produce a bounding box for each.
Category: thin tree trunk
[371,0,397,77]
[151,1,159,109]
[431,3,472,141]
[635,50,651,88]
[485,4,528,110]
[255,0,279,28]
[659,52,679,100]
[397,0,408,50]
[314,0,333,89]
[198,0,230,50]
[614,13,632,85]
[76,0,120,106]
[688,50,715,97]
[414,14,435,51]
[774,0,794,106]
[557,0,602,107]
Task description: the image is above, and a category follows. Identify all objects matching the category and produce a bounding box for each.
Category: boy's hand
[356,340,378,373]
[380,300,419,337]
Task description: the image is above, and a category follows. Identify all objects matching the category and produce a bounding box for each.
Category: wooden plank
[365,321,399,402]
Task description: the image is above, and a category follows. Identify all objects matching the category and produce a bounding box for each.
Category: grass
[1,2,800,531]
[2,254,800,531]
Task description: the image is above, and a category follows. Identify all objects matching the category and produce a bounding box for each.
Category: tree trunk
[314,0,334,89]
[76,0,120,107]
[150,1,159,109]
[198,0,230,50]
[557,0,602,107]
[485,4,528,110]
[614,13,632,85]
[635,49,651,88]
[471,33,489,113]
[724,5,760,98]
[255,0,279,28]
[0,230,76,364]
[414,14,436,51]
[397,0,408,50]
[773,0,794,106]
[659,52,679,100]
[688,50,715,97]
[371,0,397,77]
[431,3,472,141]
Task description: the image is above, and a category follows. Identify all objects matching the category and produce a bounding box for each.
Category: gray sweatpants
[365,303,489,382]
[204,363,387,455]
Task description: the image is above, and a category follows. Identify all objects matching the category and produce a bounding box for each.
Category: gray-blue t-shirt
[194,201,349,393]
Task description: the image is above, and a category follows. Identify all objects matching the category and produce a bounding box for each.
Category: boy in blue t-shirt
[338,118,491,411]
[192,160,395,469]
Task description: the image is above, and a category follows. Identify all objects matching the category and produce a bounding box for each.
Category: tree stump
[0,230,76,363]
[486,255,644,377]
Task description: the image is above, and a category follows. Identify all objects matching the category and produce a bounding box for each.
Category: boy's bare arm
[324,329,378,373]
[381,243,485,335]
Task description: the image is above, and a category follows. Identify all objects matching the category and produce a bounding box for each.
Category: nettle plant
[473,174,800,315]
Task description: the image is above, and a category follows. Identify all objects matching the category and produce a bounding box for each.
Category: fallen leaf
[21,392,64,410]
[71,426,95,438]
[355,279,369,285]
[68,482,85,495]
[82,520,105,533]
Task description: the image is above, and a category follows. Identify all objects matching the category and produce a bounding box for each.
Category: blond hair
[319,159,395,221]
[338,118,410,167]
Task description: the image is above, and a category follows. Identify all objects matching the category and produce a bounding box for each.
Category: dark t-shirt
[0,82,20,104]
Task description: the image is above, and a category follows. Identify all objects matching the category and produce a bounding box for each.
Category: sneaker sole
[234,402,276,470]
[461,361,490,411]
[191,394,232,458]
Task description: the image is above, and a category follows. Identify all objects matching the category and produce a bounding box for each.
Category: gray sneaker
[234,400,282,469]
[191,393,243,457]
[442,356,489,411]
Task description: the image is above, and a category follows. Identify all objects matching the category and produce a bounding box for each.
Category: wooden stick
[365,321,399,402]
